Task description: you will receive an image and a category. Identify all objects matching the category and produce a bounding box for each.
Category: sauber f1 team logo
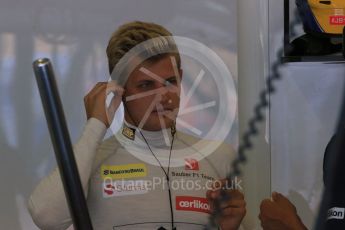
[185,158,199,170]
[176,196,210,213]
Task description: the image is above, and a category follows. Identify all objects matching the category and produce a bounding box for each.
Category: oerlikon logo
[176,196,210,214]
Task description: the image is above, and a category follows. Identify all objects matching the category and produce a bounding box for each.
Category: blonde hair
[106,21,181,75]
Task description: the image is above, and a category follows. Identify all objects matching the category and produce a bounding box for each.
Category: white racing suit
[28,118,240,230]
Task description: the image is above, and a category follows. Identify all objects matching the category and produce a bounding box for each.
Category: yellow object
[101,163,147,179]
[122,124,135,140]
[309,0,345,34]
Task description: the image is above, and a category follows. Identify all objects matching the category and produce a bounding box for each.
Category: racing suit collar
[122,119,174,147]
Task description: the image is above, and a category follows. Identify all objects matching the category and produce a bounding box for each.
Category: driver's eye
[165,77,178,86]
[166,79,177,85]
[138,80,154,89]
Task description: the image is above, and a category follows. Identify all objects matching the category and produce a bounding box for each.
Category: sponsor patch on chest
[101,163,147,179]
[103,179,148,198]
[176,196,210,214]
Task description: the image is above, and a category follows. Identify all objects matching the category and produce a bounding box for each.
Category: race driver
[28,21,246,230]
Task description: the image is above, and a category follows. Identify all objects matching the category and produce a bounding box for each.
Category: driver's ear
[121,87,127,103]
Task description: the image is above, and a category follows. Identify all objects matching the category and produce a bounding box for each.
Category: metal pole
[33,58,93,230]
[343,26,345,59]
[284,0,290,57]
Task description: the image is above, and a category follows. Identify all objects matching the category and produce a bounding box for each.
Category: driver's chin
[142,117,174,131]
